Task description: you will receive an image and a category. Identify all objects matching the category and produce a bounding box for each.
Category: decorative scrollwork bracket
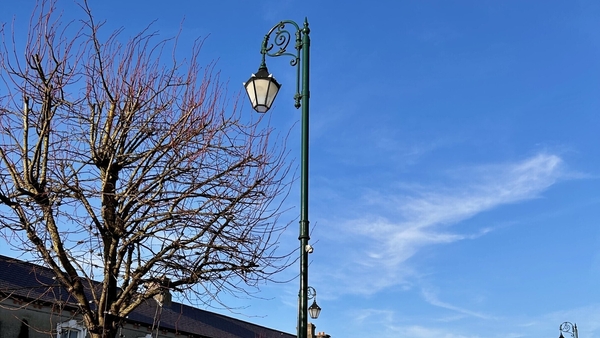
[259,19,310,109]
[559,322,578,338]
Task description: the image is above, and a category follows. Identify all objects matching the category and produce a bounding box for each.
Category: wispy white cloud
[340,300,600,338]
[345,307,483,338]
[397,325,480,338]
[317,153,567,296]
[421,288,494,320]
[353,308,397,325]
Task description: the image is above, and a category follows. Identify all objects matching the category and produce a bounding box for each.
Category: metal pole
[250,18,312,338]
[298,18,311,338]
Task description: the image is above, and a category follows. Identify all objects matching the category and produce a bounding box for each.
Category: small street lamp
[307,286,321,320]
[559,322,578,338]
[244,19,315,338]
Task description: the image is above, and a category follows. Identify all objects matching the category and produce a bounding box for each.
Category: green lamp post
[244,19,313,338]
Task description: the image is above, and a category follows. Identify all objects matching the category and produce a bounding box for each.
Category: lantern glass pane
[253,78,272,110]
[264,81,279,111]
[244,81,258,108]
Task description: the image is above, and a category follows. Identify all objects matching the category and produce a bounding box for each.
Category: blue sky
[2,1,600,337]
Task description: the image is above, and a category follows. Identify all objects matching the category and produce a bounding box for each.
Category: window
[57,320,87,338]
[60,329,80,338]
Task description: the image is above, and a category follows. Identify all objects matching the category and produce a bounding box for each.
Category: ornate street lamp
[244,65,280,113]
[559,322,578,338]
[244,19,314,338]
[307,286,321,320]
[308,300,321,320]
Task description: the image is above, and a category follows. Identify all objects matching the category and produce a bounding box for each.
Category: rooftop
[0,254,294,338]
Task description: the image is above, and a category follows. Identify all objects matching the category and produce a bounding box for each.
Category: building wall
[0,298,66,338]
[0,298,170,338]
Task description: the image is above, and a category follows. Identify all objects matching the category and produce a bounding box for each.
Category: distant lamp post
[244,18,314,338]
[559,322,578,338]
[307,286,321,319]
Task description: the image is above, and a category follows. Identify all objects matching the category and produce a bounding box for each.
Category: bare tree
[0,1,292,337]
